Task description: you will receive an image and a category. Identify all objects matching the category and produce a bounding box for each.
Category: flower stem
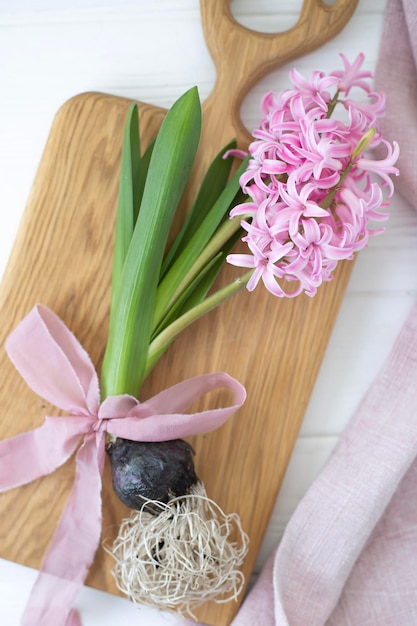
[145,269,254,377]
[320,127,377,212]
[155,216,245,325]
[326,90,340,118]
[320,162,353,210]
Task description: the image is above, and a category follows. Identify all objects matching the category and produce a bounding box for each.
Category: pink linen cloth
[198,1,417,624]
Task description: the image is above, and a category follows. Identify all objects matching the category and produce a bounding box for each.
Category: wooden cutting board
[0,1,358,624]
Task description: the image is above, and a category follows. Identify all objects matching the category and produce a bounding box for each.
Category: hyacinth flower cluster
[226,53,400,297]
[100,53,400,399]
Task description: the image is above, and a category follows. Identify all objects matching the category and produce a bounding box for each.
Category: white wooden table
[2,1,416,624]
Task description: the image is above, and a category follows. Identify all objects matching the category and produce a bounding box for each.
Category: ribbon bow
[0,305,246,626]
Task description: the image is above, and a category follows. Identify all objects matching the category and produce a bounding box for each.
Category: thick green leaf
[111,103,141,305]
[152,156,250,329]
[160,139,237,277]
[101,87,202,397]
[134,138,155,223]
[173,254,225,317]
[154,219,243,337]
[153,252,224,338]
[145,269,254,378]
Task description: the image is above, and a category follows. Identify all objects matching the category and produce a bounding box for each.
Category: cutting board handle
[200,0,358,148]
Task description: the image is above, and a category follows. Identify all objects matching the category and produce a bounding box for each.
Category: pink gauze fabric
[193,1,417,625]
[0,304,246,626]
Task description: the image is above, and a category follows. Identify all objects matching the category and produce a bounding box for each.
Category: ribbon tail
[67,609,82,626]
[0,416,89,491]
[20,432,104,626]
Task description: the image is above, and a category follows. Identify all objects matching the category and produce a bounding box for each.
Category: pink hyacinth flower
[226,54,400,298]
[356,140,400,196]
[331,52,373,94]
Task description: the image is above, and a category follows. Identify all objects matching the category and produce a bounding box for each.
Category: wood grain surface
[0,1,359,624]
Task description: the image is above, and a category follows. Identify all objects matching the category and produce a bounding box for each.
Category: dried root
[106,482,249,618]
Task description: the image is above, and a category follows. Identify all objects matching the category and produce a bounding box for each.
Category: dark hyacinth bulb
[106,437,199,512]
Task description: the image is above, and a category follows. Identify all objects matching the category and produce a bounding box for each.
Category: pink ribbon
[0,304,246,626]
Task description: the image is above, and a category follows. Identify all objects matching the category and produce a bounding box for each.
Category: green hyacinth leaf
[152,155,249,330]
[145,268,253,378]
[111,103,141,306]
[160,139,237,277]
[154,217,243,338]
[135,138,155,223]
[101,87,202,397]
[153,252,224,338]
